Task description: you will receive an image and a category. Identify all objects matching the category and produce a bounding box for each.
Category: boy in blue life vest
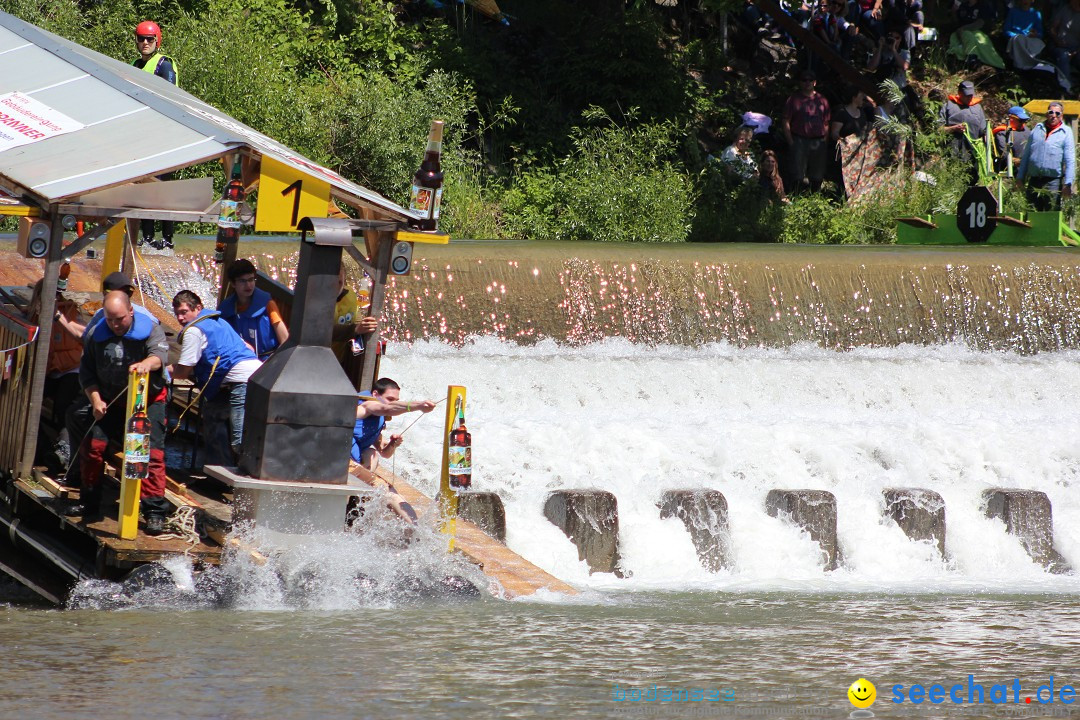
[219,259,289,360]
[133,20,179,249]
[348,378,436,524]
[168,290,261,466]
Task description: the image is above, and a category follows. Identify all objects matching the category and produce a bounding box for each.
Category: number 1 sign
[255,155,331,233]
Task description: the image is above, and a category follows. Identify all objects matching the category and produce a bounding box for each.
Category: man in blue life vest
[168,290,261,466]
[348,378,436,523]
[133,20,178,249]
[65,272,159,493]
[65,291,171,534]
[219,259,289,359]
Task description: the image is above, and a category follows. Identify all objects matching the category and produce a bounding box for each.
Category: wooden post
[101,220,127,281]
[358,231,393,393]
[18,206,63,480]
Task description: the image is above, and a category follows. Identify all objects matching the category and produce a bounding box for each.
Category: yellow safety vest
[134,52,179,84]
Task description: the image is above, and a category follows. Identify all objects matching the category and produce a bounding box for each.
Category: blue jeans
[201,382,247,466]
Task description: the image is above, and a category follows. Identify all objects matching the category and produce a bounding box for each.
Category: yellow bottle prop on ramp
[439,385,467,550]
[118,371,150,540]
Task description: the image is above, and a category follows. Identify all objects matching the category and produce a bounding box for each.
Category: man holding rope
[348,377,436,524]
[64,291,171,534]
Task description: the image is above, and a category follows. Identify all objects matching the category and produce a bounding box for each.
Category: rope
[390,396,446,478]
[151,505,201,550]
[171,355,221,430]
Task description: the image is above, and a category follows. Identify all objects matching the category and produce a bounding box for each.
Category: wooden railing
[0,306,38,479]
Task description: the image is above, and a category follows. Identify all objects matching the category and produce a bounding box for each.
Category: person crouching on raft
[349,377,436,523]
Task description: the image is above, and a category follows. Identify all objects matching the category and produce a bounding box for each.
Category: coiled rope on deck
[151,505,201,550]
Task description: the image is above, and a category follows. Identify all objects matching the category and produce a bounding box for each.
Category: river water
[3,239,1080,719]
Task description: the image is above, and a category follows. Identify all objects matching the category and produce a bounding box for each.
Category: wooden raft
[357,462,577,598]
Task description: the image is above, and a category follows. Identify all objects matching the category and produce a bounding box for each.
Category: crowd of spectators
[723,0,1076,207]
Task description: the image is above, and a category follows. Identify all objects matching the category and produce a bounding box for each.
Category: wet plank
[355,461,577,598]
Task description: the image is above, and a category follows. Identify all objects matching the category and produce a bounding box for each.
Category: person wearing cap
[938,80,987,168]
[82,272,159,338]
[219,259,289,359]
[1017,101,1076,210]
[64,291,171,534]
[133,20,179,250]
[781,69,831,194]
[993,106,1033,174]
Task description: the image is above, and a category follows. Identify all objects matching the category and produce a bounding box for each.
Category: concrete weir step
[982,489,1070,573]
[658,490,730,572]
[457,492,506,544]
[883,488,946,559]
[765,490,839,571]
[544,490,625,577]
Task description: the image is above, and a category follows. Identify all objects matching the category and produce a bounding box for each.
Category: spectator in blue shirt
[1017,102,1076,210]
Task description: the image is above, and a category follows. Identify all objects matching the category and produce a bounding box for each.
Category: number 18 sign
[956,185,998,244]
[255,155,331,233]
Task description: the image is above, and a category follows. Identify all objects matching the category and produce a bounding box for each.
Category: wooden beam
[752,0,884,104]
[18,207,63,479]
[358,233,393,393]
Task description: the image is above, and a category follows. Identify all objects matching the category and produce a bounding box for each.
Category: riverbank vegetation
[1,0,1064,243]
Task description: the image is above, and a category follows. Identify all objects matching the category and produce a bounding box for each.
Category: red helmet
[135,20,161,44]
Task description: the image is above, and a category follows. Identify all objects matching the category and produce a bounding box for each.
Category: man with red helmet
[133,21,178,249]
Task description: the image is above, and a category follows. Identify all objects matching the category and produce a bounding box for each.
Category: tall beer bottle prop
[408,120,444,231]
[448,400,472,490]
[439,385,468,550]
[214,157,245,264]
[118,371,150,539]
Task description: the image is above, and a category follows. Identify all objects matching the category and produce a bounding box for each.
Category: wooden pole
[18,207,63,480]
[358,231,393,393]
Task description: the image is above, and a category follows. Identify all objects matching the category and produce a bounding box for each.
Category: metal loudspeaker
[17,217,51,258]
[390,240,413,275]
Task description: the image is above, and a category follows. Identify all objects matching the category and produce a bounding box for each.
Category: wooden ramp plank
[358,462,577,598]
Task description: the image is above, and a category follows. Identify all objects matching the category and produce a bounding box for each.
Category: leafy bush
[502,108,695,242]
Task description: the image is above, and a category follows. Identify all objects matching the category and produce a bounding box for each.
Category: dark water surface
[2,592,1078,719]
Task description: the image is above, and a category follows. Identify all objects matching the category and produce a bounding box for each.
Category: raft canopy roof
[0,10,418,222]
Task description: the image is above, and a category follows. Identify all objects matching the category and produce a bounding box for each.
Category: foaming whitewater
[378,338,1080,594]
[68,506,489,610]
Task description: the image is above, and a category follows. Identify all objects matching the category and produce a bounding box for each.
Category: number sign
[956,186,998,243]
[255,155,331,233]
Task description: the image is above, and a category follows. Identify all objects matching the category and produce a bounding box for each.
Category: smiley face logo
[848,678,876,709]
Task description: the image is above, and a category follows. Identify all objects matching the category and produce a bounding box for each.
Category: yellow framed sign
[255,156,331,233]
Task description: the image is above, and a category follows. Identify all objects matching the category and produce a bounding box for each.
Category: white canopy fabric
[0,10,416,221]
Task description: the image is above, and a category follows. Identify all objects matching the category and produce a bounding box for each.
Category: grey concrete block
[457,491,506,543]
[883,488,946,559]
[658,489,730,572]
[544,490,624,577]
[765,489,838,571]
[982,489,1070,573]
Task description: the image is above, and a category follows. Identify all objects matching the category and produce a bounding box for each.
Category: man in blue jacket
[1017,101,1076,210]
[169,290,261,466]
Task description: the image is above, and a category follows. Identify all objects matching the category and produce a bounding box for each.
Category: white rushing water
[378,338,1080,594]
